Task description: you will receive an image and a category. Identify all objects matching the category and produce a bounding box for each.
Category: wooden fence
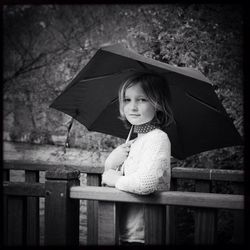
[3,157,244,246]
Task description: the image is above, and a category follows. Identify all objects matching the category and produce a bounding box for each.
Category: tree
[3,4,243,169]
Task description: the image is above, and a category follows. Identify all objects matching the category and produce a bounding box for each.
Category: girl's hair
[118,71,174,130]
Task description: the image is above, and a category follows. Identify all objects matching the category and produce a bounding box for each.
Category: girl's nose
[130,101,138,111]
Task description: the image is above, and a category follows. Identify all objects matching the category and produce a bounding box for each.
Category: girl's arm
[104,141,132,170]
[102,141,133,187]
[115,132,171,195]
[101,169,123,187]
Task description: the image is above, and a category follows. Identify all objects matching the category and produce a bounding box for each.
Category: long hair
[118,71,174,131]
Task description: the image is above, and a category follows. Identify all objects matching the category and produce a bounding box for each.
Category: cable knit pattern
[115,129,171,195]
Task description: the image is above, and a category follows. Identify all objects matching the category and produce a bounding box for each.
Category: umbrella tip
[100,41,129,51]
[100,42,113,48]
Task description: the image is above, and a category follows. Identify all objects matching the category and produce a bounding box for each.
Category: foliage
[3,4,244,170]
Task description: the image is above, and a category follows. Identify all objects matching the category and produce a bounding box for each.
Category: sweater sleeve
[115,131,171,195]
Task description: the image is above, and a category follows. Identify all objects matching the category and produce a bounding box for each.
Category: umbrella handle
[116,125,134,173]
[120,125,134,174]
[125,125,134,143]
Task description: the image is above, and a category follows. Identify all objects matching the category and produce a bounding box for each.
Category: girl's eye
[123,98,147,103]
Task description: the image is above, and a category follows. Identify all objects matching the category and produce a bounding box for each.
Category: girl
[101,71,174,245]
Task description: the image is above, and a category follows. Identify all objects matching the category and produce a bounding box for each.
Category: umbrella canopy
[50,43,242,160]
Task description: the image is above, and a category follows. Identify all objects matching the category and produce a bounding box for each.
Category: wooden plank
[231,210,244,244]
[4,159,244,182]
[25,170,40,246]
[194,207,217,244]
[87,173,101,186]
[172,167,243,182]
[231,183,244,244]
[70,186,244,210]
[87,174,101,245]
[3,169,10,245]
[3,181,45,197]
[194,180,216,244]
[7,196,25,246]
[145,205,165,244]
[165,205,176,244]
[98,201,119,245]
[44,169,80,246]
[166,178,177,244]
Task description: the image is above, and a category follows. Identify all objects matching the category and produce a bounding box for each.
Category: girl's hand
[105,141,133,170]
[102,169,123,187]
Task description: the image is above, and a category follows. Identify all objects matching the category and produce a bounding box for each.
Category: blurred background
[3,4,244,244]
[3,4,243,168]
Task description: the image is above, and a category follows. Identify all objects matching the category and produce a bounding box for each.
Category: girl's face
[123,83,155,126]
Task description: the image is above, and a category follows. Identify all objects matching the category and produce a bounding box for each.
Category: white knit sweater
[115,129,171,195]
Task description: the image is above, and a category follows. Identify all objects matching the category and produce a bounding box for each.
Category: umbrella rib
[79,68,136,83]
[88,99,118,131]
[186,92,222,114]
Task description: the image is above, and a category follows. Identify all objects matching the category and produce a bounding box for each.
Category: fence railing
[3,159,244,246]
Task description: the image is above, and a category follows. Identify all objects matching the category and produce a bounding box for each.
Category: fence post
[231,182,244,244]
[98,201,119,245]
[4,169,26,246]
[25,170,40,245]
[3,169,10,245]
[166,178,177,244]
[194,180,217,244]
[44,167,80,246]
[87,173,101,245]
[145,204,166,245]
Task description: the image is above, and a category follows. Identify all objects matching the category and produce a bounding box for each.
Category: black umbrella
[50,43,242,160]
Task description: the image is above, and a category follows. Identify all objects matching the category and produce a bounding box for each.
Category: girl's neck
[134,121,157,138]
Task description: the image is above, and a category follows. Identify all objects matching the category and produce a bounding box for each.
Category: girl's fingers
[123,147,130,153]
[125,140,133,146]
[122,143,132,149]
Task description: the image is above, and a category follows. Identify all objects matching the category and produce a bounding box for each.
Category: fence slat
[3,169,10,245]
[25,170,40,246]
[3,181,45,196]
[166,178,177,244]
[7,196,25,246]
[98,201,119,245]
[194,208,217,244]
[231,183,244,244]
[44,168,80,246]
[87,173,101,245]
[194,180,217,244]
[145,205,165,244]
